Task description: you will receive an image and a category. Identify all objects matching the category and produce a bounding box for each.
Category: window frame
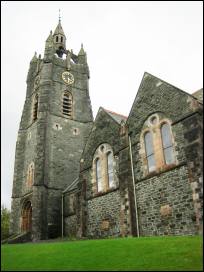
[140,115,177,177]
[144,131,156,173]
[62,91,73,118]
[92,143,116,194]
[160,122,176,165]
[107,151,114,188]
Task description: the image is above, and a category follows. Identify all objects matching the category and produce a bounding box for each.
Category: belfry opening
[21,201,32,233]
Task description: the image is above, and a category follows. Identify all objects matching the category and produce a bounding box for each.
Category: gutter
[128,135,140,237]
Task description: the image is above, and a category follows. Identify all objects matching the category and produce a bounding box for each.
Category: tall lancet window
[27,163,34,187]
[96,158,102,192]
[161,123,175,165]
[107,152,114,188]
[144,131,156,172]
[62,92,72,118]
[33,94,38,122]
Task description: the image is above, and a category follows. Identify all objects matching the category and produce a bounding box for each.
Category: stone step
[7,232,32,244]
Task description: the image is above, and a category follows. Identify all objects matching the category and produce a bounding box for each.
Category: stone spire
[53,11,66,37]
[53,15,66,58]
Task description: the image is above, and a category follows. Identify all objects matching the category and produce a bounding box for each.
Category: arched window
[62,92,72,118]
[144,131,156,172]
[141,114,177,176]
[61,37,63,43]
[27,163,34,187]
[96,158,102,192]
[107,152,114,188]
[161,123,175,165]
[33,94,38,122]
[56,36,59,42]
[93,143,116,193]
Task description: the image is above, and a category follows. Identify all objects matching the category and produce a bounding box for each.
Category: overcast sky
[1,1,203,209]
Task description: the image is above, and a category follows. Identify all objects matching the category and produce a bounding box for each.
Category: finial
[59,9,61,22]
[50,30,52,35]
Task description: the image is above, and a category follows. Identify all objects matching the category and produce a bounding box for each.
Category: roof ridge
[103,108,127,119]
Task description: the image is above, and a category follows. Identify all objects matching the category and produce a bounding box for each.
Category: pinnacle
[31,52,38,62]
[78,43,86,56]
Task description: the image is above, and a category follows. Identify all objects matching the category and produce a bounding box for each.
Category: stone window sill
[140,162,186,182]
[88,186,119,200]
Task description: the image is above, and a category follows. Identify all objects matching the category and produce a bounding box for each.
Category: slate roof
[103,108,127,124]
[63,178,79,194]
[192,89,203,103]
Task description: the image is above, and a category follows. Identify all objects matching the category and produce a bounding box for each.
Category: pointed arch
[21,201,32,232]
[92,143,116,193]
[161,123,175,165]
[27,162,34,187]
[144,131,156,173]
[107,151,114,188]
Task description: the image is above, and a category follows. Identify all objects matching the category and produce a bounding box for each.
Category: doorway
[21,201,32,232]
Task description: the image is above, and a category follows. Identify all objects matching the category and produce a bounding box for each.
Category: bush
[1,205,10,240]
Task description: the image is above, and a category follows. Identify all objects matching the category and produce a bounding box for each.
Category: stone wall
[64,215,77,237]
[135,165,197,236]
[86,190,121,238]
[127,73,203,236]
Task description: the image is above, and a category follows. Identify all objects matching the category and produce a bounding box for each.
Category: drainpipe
[128,134,140,237]
[61,194,64,238]
[61,178,79,238]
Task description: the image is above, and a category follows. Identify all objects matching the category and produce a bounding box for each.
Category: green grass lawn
[1,236,203,271]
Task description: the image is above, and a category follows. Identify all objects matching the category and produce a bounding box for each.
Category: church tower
[10,19,93,240]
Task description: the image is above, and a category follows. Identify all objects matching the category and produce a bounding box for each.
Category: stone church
[10,20,203,242]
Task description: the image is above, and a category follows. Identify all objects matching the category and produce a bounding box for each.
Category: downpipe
[128,135,140,237]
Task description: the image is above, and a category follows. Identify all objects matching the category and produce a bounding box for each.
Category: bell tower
[10,19,93,240]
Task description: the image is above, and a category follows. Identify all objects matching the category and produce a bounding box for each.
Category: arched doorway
[21,201,32,232]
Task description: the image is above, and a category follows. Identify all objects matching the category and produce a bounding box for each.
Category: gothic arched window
[107,152,114,188]
[33,94,38,122]
[144,131,156,172]
[62,92,73,118]
[96,158,102,192]
[27,163,34,187]
[93,143,116,193]
[61,37,63,43]
[141,114,176,176]
[161,123,175,165]
[56,36,58,42]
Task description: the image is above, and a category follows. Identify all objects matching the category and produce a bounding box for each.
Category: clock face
[62,71,74,85]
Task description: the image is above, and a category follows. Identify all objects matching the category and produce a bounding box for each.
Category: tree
[1,205,11,240]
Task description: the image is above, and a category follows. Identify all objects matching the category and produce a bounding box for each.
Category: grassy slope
[1,236,203,271]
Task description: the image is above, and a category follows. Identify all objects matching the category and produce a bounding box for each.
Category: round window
[150,116,158,125]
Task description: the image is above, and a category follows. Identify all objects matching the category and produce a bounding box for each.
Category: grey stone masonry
[10,20,93,240]
[10,20,203,242]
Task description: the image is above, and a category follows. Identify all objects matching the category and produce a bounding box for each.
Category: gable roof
[63,178,79,194]
[192,89,203,103]
[103,108,127,124]
[127,72,203,125]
